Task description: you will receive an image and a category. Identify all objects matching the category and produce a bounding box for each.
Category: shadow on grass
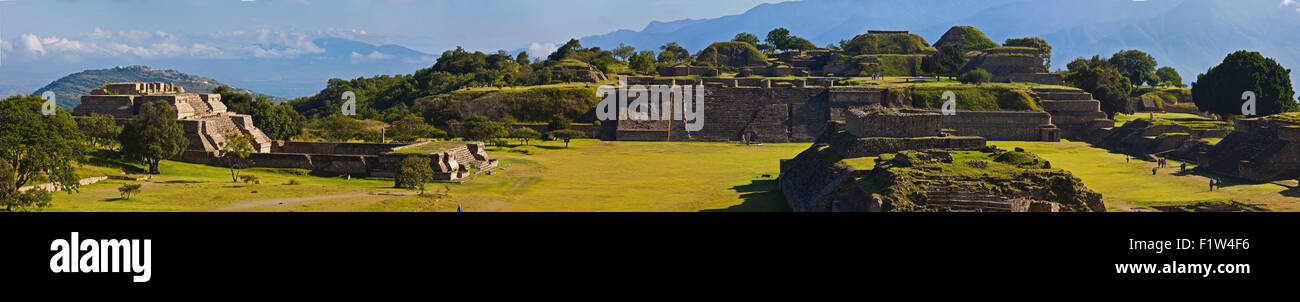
[86,150,148,174]
[159,180,203,184]
[703,178,790,212]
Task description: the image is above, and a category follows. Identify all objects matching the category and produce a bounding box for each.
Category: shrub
[966,160,989,169]
[239,175,260,184]
[395,156,434,191]
[549,129,586,148]
[118,183,142,200]
[959,68,992,85]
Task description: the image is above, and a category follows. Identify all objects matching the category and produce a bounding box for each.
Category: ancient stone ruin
[1196,113,1300,182]
[74,82,496,181]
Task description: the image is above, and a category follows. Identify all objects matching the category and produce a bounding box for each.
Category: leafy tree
[515,51,531,65]
[77,113,122,148]
[611,44,636,61]
[120,101,189,174]
[922,45,968,79]
[0,95,90,198]
[1192,51,1298,118]
[395,156,434,192]
[461,115,507,141]
[219,130,255,183]
[1156,67,1184,88]
[0,159,53,212]
[958,68,992,85]
[549,39,584,61]
[1065,59,1133,118]
[657,42,690,64]
[1108,50,1158,87]
[321,116,368,141]
[786,37,817,51]
[733,32,761,47]
[118,183,141,200]
[629,51,657,74]
[388,114,445,142]
[766,28,792,51]
[509,127,541,145]
[547,114,572,131]
[1004,37,1053,69]
[549,129,585,148]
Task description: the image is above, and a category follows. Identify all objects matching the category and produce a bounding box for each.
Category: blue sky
[0,0,788,61]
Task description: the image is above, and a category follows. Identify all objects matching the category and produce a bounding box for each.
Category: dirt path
[215,191,418,211]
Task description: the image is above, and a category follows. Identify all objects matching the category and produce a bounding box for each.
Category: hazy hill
[33,65,278,109]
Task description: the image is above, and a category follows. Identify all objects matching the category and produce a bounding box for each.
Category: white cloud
[528,42,558,58]
[1285,0,1297,6]
[19,34,45,56]
[350,51,392,64]
[87,27,112,39]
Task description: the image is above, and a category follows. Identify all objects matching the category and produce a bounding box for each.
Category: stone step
[1041,100,1101,112]
[1031,88,1087,94]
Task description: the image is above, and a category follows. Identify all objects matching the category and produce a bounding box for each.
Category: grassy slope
[49,140,804,212]
[995,141,1300,211]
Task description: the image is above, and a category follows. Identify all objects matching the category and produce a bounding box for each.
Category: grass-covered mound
[863,148,1104,212]
[695,42,767,68]
[424,85,600,124]
[843,32,936,55]
[933,26,998,52]
[892,86,1040,111]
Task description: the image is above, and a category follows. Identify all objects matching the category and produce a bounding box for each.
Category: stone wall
[845,109,941,138]
[937,110,1060,141]
[273,141,409,155]
[828,135,988,158]
[778,147,880,212]
[73,95,136,119]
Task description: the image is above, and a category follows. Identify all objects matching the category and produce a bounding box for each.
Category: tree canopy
[0,95,88,211]
[119,101,189,174]
[1192,50,1297,117]
[1065,56,1134,118]
[1004,37,1052,69]
[1108,50,1158,87]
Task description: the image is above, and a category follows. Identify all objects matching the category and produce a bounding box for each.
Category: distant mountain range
[578,0,1300,90]
[33,66,276,109]
[7,37,435,101]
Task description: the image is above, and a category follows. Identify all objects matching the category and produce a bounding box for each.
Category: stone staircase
[1033,88,1113,140]
[923,186,1014,212]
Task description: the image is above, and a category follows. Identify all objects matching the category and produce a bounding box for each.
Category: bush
[966,160,989,169]
[395,156,434,191]
[239,175,260,184]
[959,68,992,85]
[118,183,142,200]
[286,179,301,185]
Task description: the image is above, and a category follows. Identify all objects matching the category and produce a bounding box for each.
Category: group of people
[869,73,883,81]
[1134,155,1224,191]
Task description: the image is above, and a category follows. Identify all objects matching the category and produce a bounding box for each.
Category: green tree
[461,115,507,141]
[958,68,992,85]
[547,114,572,131]
[1192,51,1298,118]
[0,95,89,198]
[1155,67,1184,88]
[509,127,542,145]
[549,129,585,148]
[611,43,636,61]
[549,39,583,61]
[922,45,968,79]
[766,28,792,51]
[219,130,255,183]
[657,42,690,64]
[1004,37,1053,69]
[733,32,761,47]
[1108,50,1158,87]
[629,51,657,74]
[118,183,141,200]
[515,51,531,65]
[0,159,53,212]
[388,114,445,142]
[1065,59,1134,118]
[119,101,189,174]
[77,113,122,148]
[395,156,434,192]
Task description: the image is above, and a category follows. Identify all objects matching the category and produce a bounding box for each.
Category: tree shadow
[702,178,790,212]
[159,180,203,184]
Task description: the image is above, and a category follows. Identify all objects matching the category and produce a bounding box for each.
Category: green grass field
[995,141,1300,211]
[48,139,805,212]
